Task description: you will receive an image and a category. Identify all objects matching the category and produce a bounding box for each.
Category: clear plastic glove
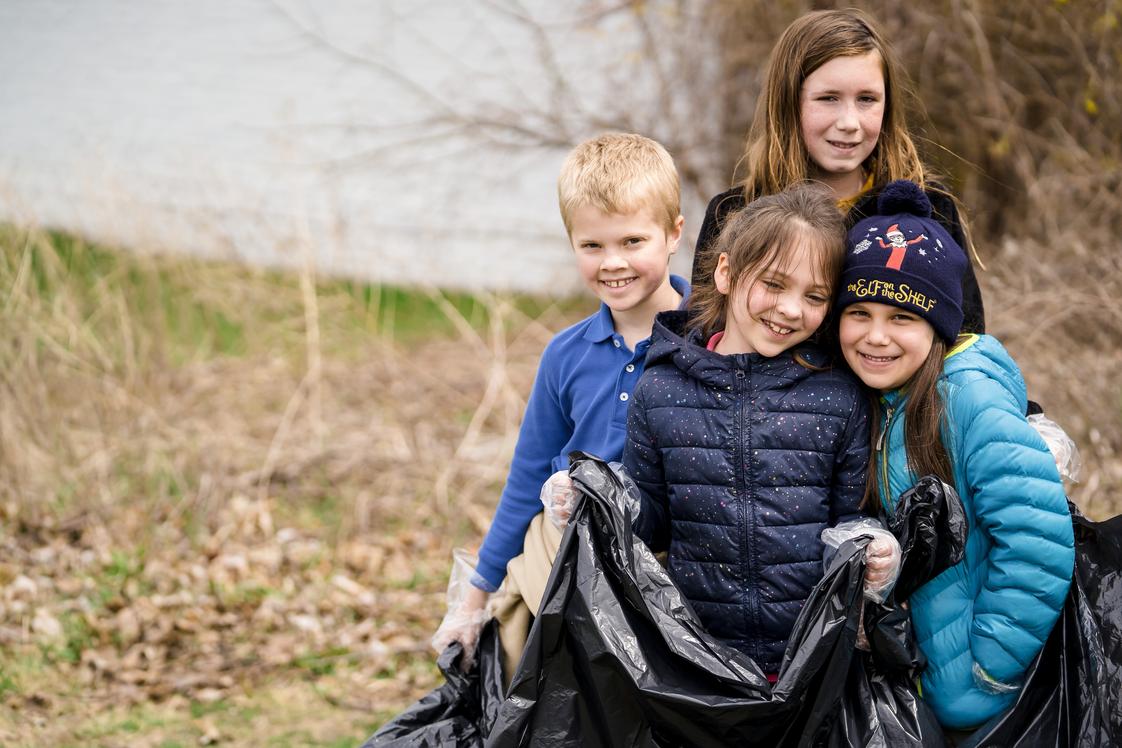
[972,662,1021,694]
[541,462,640,531]
[431,549,491,670]
[1028,413,1081,482]
[821,518,902,603]
[540,470,577,529]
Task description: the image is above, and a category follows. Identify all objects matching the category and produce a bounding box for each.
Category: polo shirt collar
[583,274,691,343]
[584,303,617,342]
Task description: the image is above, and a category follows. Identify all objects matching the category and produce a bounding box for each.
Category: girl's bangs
[734,218,839,294]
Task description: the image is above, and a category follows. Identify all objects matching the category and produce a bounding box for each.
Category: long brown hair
[689,182,844,342]
[863,335,958,509]
[738,9,925,201]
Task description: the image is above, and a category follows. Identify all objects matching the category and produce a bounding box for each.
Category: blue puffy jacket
[877,334,1074,729]
[625,311,870,672]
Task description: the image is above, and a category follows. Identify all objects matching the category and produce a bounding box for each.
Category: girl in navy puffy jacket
[835,181,1073,730]
[624,182,893,677]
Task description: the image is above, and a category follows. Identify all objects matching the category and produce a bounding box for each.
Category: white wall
[1,1,703,293]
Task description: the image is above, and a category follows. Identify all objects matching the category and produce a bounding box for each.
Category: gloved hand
[541,464,641,530]
[432,586,489,670]
[862,532,902,603]
[1027,413,1081,481]
[431,550,491,670]
[821,519,902,603]
[540,470,576,529]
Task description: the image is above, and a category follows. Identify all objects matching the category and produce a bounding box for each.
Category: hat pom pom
[877,180,932,218]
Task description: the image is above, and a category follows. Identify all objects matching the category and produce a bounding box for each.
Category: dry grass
[893,0,1122,518]
[0,227,578,745]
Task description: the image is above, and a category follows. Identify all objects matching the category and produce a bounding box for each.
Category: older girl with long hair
[692,9,985,335]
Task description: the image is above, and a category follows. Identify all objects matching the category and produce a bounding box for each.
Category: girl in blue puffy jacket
[836,180,1074,731]
[624,182,895,679]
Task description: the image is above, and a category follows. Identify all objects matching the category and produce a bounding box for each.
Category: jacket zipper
[734,366,760,663]
[878,404,896,516]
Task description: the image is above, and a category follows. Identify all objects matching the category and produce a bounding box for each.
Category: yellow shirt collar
[836,171,876,213]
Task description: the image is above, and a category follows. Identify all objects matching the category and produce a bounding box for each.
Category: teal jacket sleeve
[957,377,1074,686]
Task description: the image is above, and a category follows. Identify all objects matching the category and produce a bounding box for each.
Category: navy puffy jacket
[625,311,870,672]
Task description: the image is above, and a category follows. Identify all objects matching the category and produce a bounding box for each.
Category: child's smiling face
[799,51,886,197]
[569,204,682,318]
[839,301,936,391]
[713,237,831,357]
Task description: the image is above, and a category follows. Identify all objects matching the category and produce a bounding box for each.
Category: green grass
[53,612,97,665]
[280,490,345,537]
[0,668,19,700]
[188,699,233,719]
[104,548,145,582]
[0,678,392,746]
[17,228,248,360]
[291,647,353,677]
[2,224,585,368]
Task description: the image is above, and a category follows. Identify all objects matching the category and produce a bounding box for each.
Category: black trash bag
[487,452,888,748]
[962,508,1122,748]
[865,476,968,673]
[825,477,968,748]
[364,618,505,747]
[884,475,968,603]
[823,650,945,748]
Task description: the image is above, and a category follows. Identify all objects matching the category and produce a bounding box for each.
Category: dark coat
[690,185,986,334]
[624,311,870,672]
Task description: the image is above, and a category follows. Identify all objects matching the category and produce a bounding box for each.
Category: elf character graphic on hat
[878,225,927,270]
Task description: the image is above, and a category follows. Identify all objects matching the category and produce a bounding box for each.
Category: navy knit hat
[836,180,968,342]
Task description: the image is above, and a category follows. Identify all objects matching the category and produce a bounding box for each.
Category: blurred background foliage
[713,0,1120,239]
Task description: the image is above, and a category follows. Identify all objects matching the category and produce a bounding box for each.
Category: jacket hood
[649,310,832,388]
[940,334,1028,413]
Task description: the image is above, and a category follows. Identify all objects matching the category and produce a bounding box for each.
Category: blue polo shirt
[472,274,689,590]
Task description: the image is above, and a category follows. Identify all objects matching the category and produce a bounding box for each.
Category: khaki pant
[488,512,563,684]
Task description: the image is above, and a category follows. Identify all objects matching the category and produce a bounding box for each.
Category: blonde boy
[433,133,688,669]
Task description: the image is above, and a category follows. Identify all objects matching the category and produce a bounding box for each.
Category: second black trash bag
[365,618,505,748]
[863,476,968,675]
[487,453,927,748]
[963,509,1122,748]
[883,475,968,604]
